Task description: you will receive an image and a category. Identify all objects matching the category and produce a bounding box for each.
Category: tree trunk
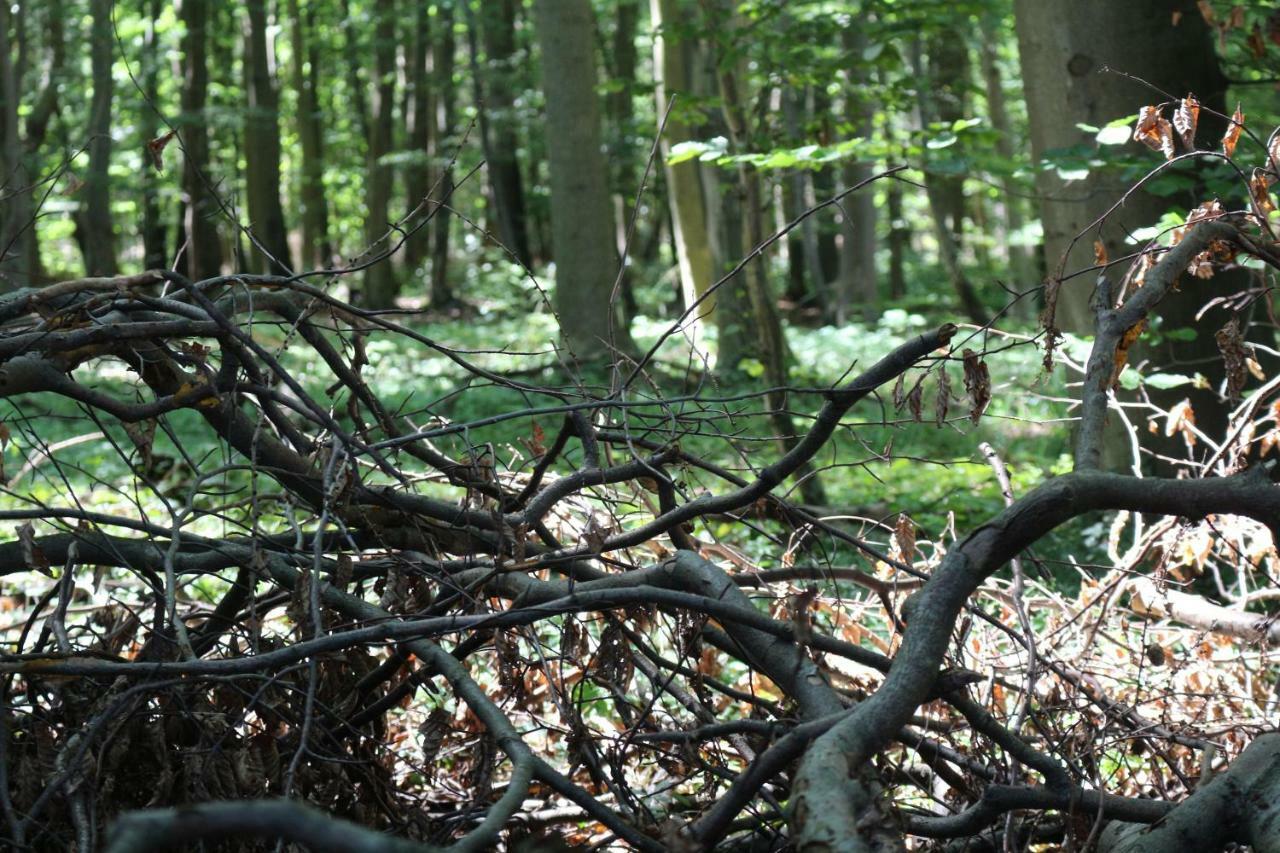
[179,0,224,281]
[835,26,877,324]
[1015,0,1235,453]
[886,177,906,300]
[532,0,632,361]
[404,0,433,272]
[472,0,530,265]
[243,0,292,275]
[429,2,455,309]
[607,0,640,322]
[650,0,717,349]
[782,88,827,311]
[913,38,985,323]
[362,0,397,308]
[139,0,167,271]
[978,10,1034,300]
[287,0,332,269]
[77,0,116,276]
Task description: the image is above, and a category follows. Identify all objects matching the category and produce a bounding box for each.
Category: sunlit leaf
[1173,95,1200,149]
[1222,104,1245,157]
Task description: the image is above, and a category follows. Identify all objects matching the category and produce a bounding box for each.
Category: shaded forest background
[5,0,1280,851]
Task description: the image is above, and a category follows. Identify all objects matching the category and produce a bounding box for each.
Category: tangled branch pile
[5,208,1280,853]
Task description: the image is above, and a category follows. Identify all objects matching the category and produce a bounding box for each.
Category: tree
[78,0,117,277]
[651,0,719,349]
[243,0,292,275]
[1015,0,1236,450]
[471,0,532,265]
[178,0,224,281]
[286,0,332,269]
[429,1,456,309]
[361,0,397,308]
[533,0,632,360]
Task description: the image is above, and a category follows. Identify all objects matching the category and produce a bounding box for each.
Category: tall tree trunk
[139,0,166,271]
[650,0,717,350]
[708,15,825,505]
[886,177,906,300]
[978,10,1033,301]
[0,0,62,288]
[243,0,292,275]
[473,0,530,264]
[532,0,632,360]
[836,27,878,324]
[179,0,224,281]
[782,88,827,311]
[78,0,116,276]
[429,2,455,309]
[913,39,985,323]
[362,0,397,308]
[1015,0,1235,458]
[809,86,840,285]
[607,0,640,322]
[287,0,332,269]
[404,0,432,272]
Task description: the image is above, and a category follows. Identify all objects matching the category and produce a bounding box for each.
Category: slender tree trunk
[429,3,455,309]
[532,0,632,360]
[362,0,397,308]
[244,0,292,275]
[287,0,331,269]
[651,0,717,348]
[608,0,640,322]
[978,11,1033,299]
[404,0,432,272]
[886,177,906,300]
[913,39,985,323]
[468,0,530,265]
[139,0,166,271]
[179,0,224,281]
[77,0,117,276]
[707,14,825,504]
[782,88,826,311]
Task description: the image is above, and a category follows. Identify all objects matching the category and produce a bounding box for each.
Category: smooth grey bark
[1015,0,1235,453]
[533,0,632,360]
[1099,733,1280,853]
[286,0,332,269]
[178,0,224,281]
[361,0,396,308]
[243,0,292,275]
[79,0,116,277]
[1014,0,1228,334]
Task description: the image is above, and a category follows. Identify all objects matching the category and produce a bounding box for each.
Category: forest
[2,0,1280,850]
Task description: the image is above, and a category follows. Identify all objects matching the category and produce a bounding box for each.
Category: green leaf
[1095,125,1131,146]
[927,132,958,150]
[1143,372,1194,389]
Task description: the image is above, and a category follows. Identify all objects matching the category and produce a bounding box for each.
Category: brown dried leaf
[1173,94,1200,149]
[1111,319,1147,388]
[935,367,951,426]
[1093,240,1108,267]
[146,130,177,171]
[1222,104,1245,157]
[893,514,917,565]
[907,381,923,423]
[1165,398,1197,445]
[1134,106,1176,159]
[1196,0,1215,23]
[1216,316,1249,400]
[892,372,906,412]
[962,349,991,424]
[17,522,50,575]
[1250,170,1276,219]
